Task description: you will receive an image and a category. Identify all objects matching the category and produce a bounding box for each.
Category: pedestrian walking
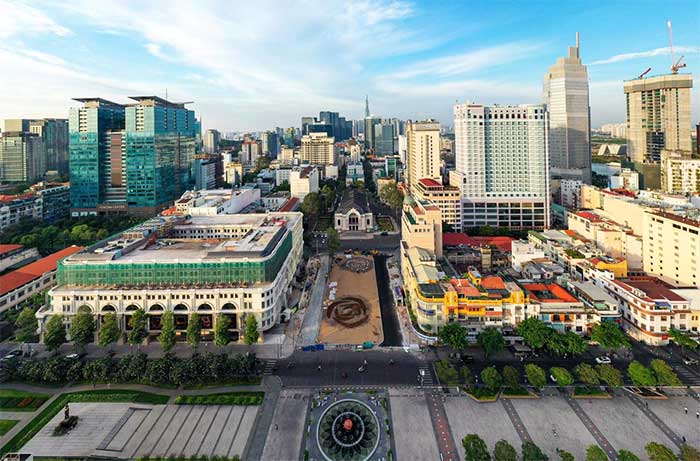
[696,411,699,419]
[685,407,688,414]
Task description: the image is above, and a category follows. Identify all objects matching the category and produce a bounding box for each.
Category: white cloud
[590,46,700,65]
[0,0,71,38]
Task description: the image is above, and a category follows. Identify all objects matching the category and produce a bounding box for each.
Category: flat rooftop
[65,213,301,265]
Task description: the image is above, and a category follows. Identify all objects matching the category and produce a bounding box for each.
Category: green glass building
[69,98,125,210]
[69,96,200,216]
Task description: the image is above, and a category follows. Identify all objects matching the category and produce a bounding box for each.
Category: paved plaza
[261,390,309,461]
[389,388,440,461]
[23,402,258,459]
[441,392,700,460]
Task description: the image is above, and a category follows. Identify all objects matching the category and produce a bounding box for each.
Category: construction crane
[667,20,687,74]
[638,67,652,79]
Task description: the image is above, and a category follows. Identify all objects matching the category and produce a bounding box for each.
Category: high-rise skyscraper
[624,73,693,163]
[543,33,591,183]
[300,132,336,165]
[1,118,69,179]
[452,103,550,230]
[405,120,441,193]
[364,95,370,118]
[261,131,279,157]
[373,120,395,156]
[203,129,220,153]
[0,128,46,183]
[69,98,126,212]
[69,96,199,216]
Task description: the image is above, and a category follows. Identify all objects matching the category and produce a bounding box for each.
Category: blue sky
[1,0,698,132]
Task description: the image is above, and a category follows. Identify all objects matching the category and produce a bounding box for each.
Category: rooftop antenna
[165,88,168,100]
[576,32,580,58]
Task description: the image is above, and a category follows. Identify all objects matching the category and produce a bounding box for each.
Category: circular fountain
[316,399,380,461]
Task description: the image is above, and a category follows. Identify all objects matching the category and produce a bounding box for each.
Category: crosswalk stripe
[262,359,277,376]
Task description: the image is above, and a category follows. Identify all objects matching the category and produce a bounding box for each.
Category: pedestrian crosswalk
[418,365,435,386]
[671,363,700,385]
[263,359,277,376]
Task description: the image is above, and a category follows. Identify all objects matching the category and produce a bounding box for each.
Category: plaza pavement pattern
[23,402,258,459]
[438,390,700,461]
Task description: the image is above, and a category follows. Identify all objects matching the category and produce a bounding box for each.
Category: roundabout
[316,399,381,461]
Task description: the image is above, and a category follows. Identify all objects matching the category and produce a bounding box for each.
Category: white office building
[452,103,550,230]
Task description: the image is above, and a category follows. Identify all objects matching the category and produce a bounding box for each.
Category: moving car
[595,356,612,364]
[683,356,699,366]
[0,349,22,362]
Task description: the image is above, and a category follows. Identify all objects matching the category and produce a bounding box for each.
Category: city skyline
[1,0,699,132]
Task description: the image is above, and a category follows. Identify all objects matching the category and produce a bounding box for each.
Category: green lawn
[377,217,394,231]
[0,389,50,412]
[0,420,19,436]
[174,391,264,406]
[0,389,168,456]
[574,386,610,397]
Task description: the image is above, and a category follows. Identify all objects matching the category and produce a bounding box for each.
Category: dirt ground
[317,256,384,345]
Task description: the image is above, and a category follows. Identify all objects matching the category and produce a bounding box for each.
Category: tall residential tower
[624,73,693,163]
[452,104,550,230]
[543,33,591,183]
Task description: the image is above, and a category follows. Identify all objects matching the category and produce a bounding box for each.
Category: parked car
[0,349,22,362]
[595,356,612,364]
[66,352,86,360]
[683,356,699,366]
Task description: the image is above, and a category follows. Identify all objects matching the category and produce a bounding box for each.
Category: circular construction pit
[326,296,370,328]
[340,257,372,273]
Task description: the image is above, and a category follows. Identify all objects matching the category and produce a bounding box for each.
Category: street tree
[70,306,95,352]
[590,322,631,349]
[680,445,700,461]
[586,445,609,461]
[522,441,549,461]
[128,308,148,347]
[645,442,678,461]
[15,307,38,343]
[650,359,682,386]
[461,366,475,389]
[549,367,573,387]
[214,314,231,347]
[516,318,551,350]
[525,364,547,390]
[627,361,656,387]
[326,227,340,256]
[158,311,176,353]
[438,322,468,352]
[320,184,336,213]
[44,315,67,352]
[575,363,600,386]
[379,182,403,211]
[244,314,259,345]
[477,327,505,358]
[462,434,491,461]
[481,366,502,393]
[98,312,120,349]
[617,450,641,461]
[186,312,202,350]
[502,365,520,390]
[493,440,517,461]
[669,328,698,352]
[300,192,321,219]
[558,450,575,461]
[596,363,624,387]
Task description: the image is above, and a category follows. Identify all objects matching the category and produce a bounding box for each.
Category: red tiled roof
[418,178,442,188]
[481,276,506,290]
[450,278,480,297]
[0,246,84,296]
[442,233,513,252]
[279,197,300,212]
[614,277,687,302]
[0,193,33,203]
[0,244,24,256]
[575,211,603,222]
[523,283,578,303]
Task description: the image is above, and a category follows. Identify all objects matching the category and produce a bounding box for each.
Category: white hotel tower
[450,104,550,230]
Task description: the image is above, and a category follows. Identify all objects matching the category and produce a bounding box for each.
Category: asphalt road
[373,254,403,347]
[274,350,431,387]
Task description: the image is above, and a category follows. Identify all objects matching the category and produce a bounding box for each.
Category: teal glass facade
[124,104,197,209]
[68,102,125,209]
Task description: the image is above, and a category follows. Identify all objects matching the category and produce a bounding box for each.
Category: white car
[549,374,557,383]
[595,356,612,364]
